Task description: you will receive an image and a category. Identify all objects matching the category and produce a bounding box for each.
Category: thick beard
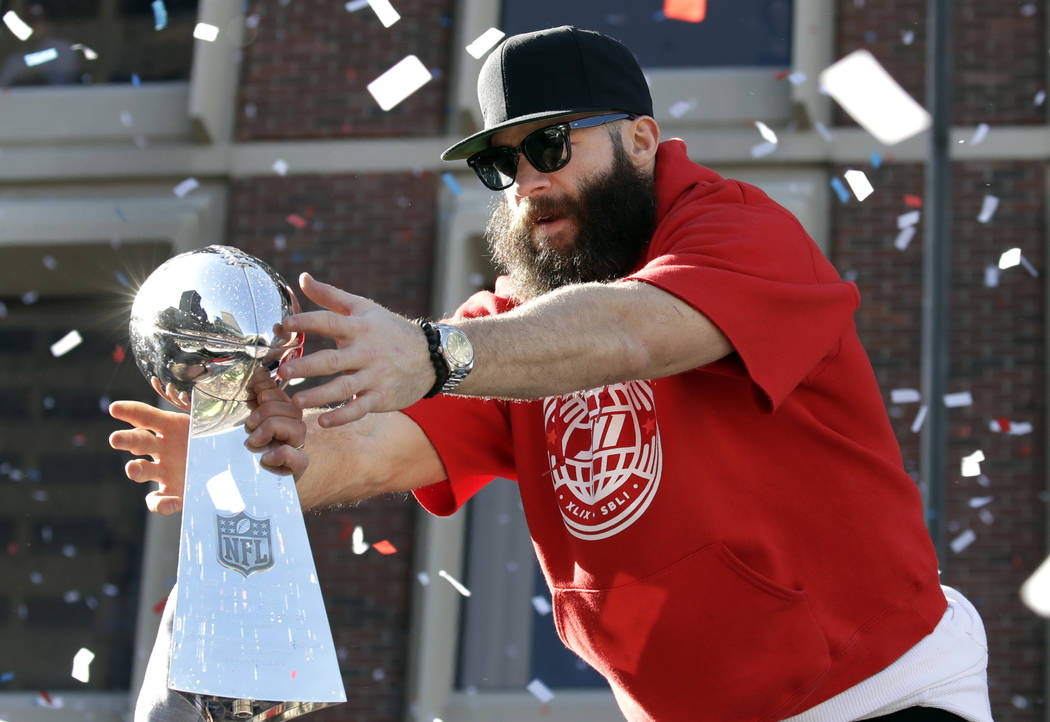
[485,138,657,302]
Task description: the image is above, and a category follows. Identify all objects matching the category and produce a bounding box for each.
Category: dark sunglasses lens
[473,148,517,190]
[523,126,569,172]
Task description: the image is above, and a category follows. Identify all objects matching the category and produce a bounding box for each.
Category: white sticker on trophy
[819,49,931,145]
[205,468,246,513]
[367,55,432,110]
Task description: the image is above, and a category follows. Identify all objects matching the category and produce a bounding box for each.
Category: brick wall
[236,0,455,141]
[835,0,1046,126]
[226,171,439,720]
[831,0,1048,708]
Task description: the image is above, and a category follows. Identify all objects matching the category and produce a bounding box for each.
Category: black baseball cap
[441,26,653,161]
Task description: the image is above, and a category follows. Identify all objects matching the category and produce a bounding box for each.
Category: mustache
[518,197,574,226]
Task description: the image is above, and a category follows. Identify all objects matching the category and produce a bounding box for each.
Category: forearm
[453,280,732,399]
[294,408,446,510]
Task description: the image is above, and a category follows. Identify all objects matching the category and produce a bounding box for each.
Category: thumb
[299,272,358,316]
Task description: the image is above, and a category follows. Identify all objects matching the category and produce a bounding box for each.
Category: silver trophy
[129,245,346,720]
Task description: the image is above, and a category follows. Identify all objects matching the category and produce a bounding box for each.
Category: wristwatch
[433,323,474,393]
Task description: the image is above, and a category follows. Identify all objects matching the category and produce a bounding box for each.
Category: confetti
[944,391,973,408]
[903,194,922,207]
[345,0,370,11]
[367,55,432,111]
[976,195,999,224]
[417,571,430,585]
[527,678,555,703]
[37,689,61,708]
[891,388,920,404]
[787,71,807,86]
[102,583,119,596]
[999,247,1021,270]
[24,48,58,67]
[42,255,56,270]
[173,177,199,198]
[668,99,697,118]
[272,159,289,176]
[983,265,1000,287]
[950,529,976,554]
[438,569,471,596]
[119,111,133,128]
[1035,90,1047,107]
[351,526,369,554]
[663,0,707,22]
[898,210,920,228]
[819,49,931,145]
[754,121,778,145]
[901,29,914,45]
[0,301,6,318]
[910,405,928,433]
[131,73,141,87]
[372,668,385,681]
[466,27,504,59]
[990,419,1033,435]
[71,648,94,683]
[1021,554,1050,616]
[961,450,984,477]
[193,23,220,42]
[978,508,994,525]
[2,10,33,41]
[843,169,874,201]
[814,121,833,142]
[531,596,552,615]
[970,123,989,145]
[893,226,916,251]
[869,151,882,168]
[366,0,400,27]
[968,496,994,509]
[441,172,462,195]
[1012,695,1030,709]
[751,141,777,158]
[206,468,246,513]
[274,235,287,250]
[829,177,850,203]
[1,672,13,682]
[372,540,397,554]
[50,330,83,357]
[152,0,168,30]
[286,214,308,229]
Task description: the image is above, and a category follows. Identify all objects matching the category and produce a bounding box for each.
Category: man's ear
[624,116,660,170]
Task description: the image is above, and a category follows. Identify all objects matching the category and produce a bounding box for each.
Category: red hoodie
[404,139,946,721]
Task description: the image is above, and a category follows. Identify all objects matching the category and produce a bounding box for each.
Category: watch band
[416,320,448,398]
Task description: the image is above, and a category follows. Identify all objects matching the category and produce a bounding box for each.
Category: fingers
[260,445,309,480]
[109,400,185,435]
[283,346,362,381]
[245,415,306,449]
[316,392,379,428]
[290,374,359,411]
[124,457,167,485]
[109,428,163,458]
[144,490,182,516]
[297,272,362,315]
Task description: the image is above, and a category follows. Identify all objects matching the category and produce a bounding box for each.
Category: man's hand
[278,273,436,428]
[109,401,189,515]
[244,374,309,479]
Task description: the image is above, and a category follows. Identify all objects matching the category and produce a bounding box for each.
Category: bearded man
[112,26,992,722]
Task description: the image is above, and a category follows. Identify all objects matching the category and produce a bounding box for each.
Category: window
[0,0,198,88]
[501,0,793,68]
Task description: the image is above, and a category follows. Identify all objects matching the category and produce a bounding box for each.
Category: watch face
[445,329,474,366]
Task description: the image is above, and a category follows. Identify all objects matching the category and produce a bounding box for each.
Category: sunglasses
[466,113,635,191]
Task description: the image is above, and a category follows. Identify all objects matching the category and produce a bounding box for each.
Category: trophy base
[187,694,342,721]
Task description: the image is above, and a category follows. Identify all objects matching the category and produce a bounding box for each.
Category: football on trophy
[128,245,304,403]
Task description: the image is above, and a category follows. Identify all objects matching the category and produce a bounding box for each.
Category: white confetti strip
[3,10,33,41]
[367,55,432,111]
[466,27,505,59]
[1019,255,1039,277]
[943,391,973,408]
[977,195,999,224]
[351,526,369,555]
[968,496,994,509]
[961,450,984,477]
[910,404,928,433]
[527,678,554,703]
[193,22,220,42]
[346,0,370,10]
[970,123,989,145]
[1035,90,1047,107]
[814,121,833,142]
[120,110,133,127]
[438,569,471,597]
[844,169,874,201]
[42,255,57,270]
[901,29,915,45]
[950,529,976,554]
[24,48,58,67]
[205,468,245,513]
[897,210,920,229]
[999,247,1021,269]
[366,0,400,27]
[1021,554,1050,616]
[417,571,430,585]
[983,264,1000,287]
[893,226,916,251]
[71,648,94,683]
[978,508,994,525]
[891,388,920,404]
[668,99,696,118]
[71,43,98,60]
[750,141,777,158]
[50,330,83,357]
[272,159,289,176]
[173,177,199,198]
[755,120,778,144]
[820,50,930,145]
[531,596,552,615]
[787,70,807,85]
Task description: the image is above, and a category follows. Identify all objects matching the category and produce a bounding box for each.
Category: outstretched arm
[281,274,731,426]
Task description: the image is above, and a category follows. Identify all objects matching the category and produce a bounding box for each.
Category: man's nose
[511,153,552,198]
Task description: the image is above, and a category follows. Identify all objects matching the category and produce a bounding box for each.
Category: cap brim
[440,107,626,161]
